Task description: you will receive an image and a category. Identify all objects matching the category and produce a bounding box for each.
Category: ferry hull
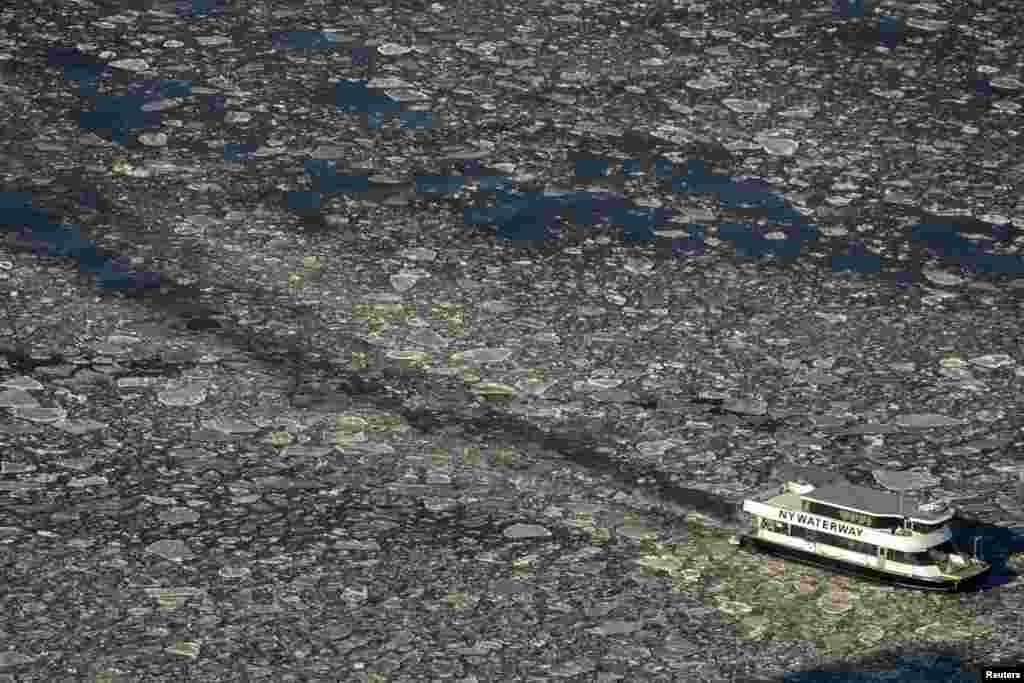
[738,534,990,592]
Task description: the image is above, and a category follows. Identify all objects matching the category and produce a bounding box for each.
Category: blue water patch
[401,111,433,129]
[78,95,163,145]
[32,31,1023,284]
[416,176,465,194]
[914,222,990,257]
[175,0,226,17]
[719,224,804,258]
[0,193,161,290]
[562,191,631,227]
[575,158,610,178]
[335,80,401,115]
[48,47,113,97]
[224,143,259,162]
[672,238,706,257]
[478,176,515,192]
[833,0,866,18]
[878,16,903,49]
[622,159,644,177]
[271,31,340,50]
[915,223,1024,273]
[961,254,1024,274]
[304,161,371,193]
[49,48,190,138]
[784,655,974,683]
[619,207,659,242]
[465,188,678,243]
[204,94,227,115]
[961,525,1024,564]
[304,159,337,177]
[464,190,567,241]
[351,47,372,67]
[286,191,320,211]
[127,78,192,100]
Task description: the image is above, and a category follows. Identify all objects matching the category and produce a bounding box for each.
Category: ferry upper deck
[755,463,954,525]
[744,466,959,553]
[749,485,950,531]
[802,481,953,525]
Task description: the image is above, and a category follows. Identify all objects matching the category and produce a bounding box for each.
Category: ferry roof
[802,481,951,522]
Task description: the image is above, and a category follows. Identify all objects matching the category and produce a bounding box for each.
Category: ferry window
[836,509,872,527]
[823,535,876,556]
[889,549,928,565]
[912,520,945,534]
[808,529,826,543]
[760,519,787,534]
[804,501,844,519]
[828,534,852,550]
[853,540,877,556]
[872,516,902,531]
[928,541,956,556]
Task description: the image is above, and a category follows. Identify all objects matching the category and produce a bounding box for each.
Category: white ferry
[738,465,990,591]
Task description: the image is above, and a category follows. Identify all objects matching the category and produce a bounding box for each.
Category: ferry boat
[738,465,990,591]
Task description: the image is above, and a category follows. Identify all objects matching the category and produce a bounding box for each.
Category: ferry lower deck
[737,534,988,592]
[741,487,991,592]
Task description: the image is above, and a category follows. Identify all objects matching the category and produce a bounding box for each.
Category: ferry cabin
[742,476,989,589]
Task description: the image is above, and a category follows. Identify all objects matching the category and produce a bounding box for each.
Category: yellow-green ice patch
[431,302,464,335]
[386,349,431,369]
[353,302,415,322]
[111,159,134,176]
[473,382,517,400]
[268,430,293,448]
[571,511,596,529]
[430,448,450,466]
[462,446,482,465]
[336,415,368,433]
[633,515,994,656]
[494,447,516,466]
[364,413,402,432]
[445,591,467,609]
